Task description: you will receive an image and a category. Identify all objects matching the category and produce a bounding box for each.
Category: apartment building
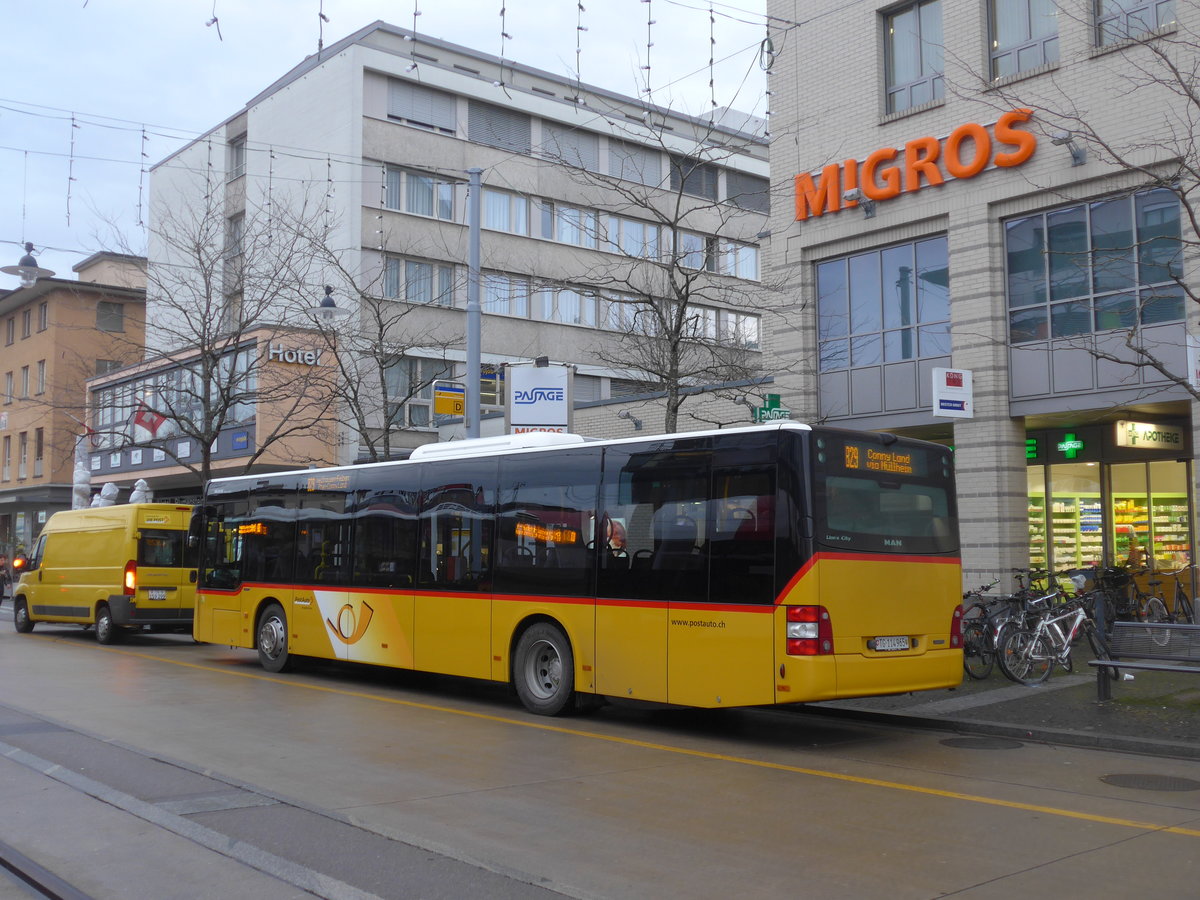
[0,253,145,551]
[100,19,769,499]
[766,0,1196,587]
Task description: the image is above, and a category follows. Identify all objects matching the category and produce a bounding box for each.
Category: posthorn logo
[514,388,565,404]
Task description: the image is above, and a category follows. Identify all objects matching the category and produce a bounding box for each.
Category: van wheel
[513,622,574,716]
[257,603,291,673]
[95,605,121,645]
[13,598,34,634]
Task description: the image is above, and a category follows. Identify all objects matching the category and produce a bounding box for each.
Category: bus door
[667,443,779,708]
[415,459,496,680]
[346,466,421,669]
[295,480,356,661]
[595,444,691,704]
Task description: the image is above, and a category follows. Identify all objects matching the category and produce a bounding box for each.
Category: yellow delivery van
[12,504,196,643]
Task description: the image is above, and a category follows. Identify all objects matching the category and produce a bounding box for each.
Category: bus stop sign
[433,381,465,416]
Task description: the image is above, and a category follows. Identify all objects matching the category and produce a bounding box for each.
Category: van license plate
[874,635,910,652]
[148,588,167,601]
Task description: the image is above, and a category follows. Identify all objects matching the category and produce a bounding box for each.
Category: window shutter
[669,156,719,200]
[608,140,661,186]
[726,171,770,212]
[388,80,456,132]
[543,123,599,172]
[468,101,532,154]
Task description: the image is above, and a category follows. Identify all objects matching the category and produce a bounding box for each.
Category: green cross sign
[1056,433,1084,459]
[753,394,790,423]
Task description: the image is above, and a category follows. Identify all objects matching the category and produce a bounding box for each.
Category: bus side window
[709,468,775,605]
[418,459,496,591]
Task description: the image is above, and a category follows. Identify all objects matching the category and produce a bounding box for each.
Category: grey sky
[1,0,767,282]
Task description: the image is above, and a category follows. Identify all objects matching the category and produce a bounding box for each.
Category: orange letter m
[794,164,842,221]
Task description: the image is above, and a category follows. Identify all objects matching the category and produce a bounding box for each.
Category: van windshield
[139,530,185,567]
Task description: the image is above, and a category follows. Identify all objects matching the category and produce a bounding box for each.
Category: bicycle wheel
[998,629,1053,685]
[1143,596,1171,648]
[962,618,994,680]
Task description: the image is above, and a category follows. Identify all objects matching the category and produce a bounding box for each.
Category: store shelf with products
[1112,495,1147,565]
[1150,494,1190,569]
[1113,493,1191,569]
[1028,495,1047,569]
[1036,493,1104,571]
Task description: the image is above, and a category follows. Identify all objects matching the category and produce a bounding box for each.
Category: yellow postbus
[193,423,962,715]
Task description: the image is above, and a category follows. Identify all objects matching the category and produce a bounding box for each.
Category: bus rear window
[814,432,957,554]
[138,529,185,567]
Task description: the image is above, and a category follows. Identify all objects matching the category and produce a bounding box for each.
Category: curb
[803,703,1200,760]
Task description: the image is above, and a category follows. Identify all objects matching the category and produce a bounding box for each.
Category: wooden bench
[1089,620,1200,701]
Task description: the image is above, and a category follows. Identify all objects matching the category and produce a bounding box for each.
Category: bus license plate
[874,635,910,652]
[148,588,167,601]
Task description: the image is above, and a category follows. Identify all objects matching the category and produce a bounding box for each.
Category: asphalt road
[2,615,1199,899]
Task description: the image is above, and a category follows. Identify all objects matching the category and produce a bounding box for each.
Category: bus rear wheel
[513,622,574,716]
[13,598,34,634]
[257,602,291,673]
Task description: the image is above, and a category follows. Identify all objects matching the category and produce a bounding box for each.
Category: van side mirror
[12,553,28,573]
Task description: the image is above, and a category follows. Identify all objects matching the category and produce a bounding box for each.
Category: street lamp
[1,242,55,288]
[308,285,351,324]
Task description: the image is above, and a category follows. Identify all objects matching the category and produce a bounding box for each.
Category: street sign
[433,381,465,416]
[932,368,973,418]
[753,393,790,423]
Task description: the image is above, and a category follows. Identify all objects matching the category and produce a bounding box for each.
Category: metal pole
[466,168,482,439]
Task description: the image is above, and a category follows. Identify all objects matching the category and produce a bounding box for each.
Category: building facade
[766,0,1196,588]
[135,20,770,487]
[0,253,146,552]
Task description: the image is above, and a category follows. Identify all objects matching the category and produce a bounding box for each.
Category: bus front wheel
[257,602,291,673]
[514,622,575,716]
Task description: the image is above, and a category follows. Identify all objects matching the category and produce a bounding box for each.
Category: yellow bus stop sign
[433,382,466,416]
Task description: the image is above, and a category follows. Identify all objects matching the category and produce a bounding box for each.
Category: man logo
[514,388,565,404]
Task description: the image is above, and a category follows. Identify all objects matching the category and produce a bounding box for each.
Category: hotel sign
[1116,421,1183,450]
[267,343,322,366]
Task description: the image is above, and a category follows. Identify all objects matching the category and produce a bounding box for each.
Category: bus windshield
[814,432,957,555]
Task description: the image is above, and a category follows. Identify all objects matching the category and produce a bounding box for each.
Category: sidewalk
[815,644,1200,758]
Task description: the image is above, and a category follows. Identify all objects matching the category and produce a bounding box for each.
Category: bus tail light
[786,605,832,656]
[123,560,137,595]
[950,604,963,648]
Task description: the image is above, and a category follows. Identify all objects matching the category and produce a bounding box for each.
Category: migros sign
[794,109,1037,220]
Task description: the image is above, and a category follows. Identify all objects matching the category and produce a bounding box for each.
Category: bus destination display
[843,441,925,476]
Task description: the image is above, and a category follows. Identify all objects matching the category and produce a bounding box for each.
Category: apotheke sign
[1116,421,1183,450]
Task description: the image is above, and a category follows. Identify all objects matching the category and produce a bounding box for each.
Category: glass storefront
[1026,421,1193,575]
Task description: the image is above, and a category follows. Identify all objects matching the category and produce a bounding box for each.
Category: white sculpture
[129,478,153,504]
[72,463,92,510]
[90,482,120,507]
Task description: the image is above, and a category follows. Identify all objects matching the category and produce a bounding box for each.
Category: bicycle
[1160,563,1195,624]
[961,581,1001,680]
[998,594,1111,686]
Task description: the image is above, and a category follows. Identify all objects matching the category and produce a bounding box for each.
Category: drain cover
[1101,773,1200,792]
[939,736,1024,750]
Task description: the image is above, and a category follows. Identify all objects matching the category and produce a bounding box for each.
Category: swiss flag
[132,401,167,437]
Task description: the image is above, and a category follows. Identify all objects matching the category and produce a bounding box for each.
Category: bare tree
[957,12,1199,399]
[528,112,789,432]
[301,241,461,463]
[95,181,340,483]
